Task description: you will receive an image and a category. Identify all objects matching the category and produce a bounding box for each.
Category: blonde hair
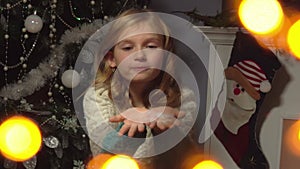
[95,9,181,109]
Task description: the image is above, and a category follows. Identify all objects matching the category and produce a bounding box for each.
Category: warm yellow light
[284,120,300,156]
[238,0,284,35]
[103,155,139,169]
[287,19,300,59]
[298,128,300,141]
[193,160,223,169]
[86,153,113,169]
[0,116,42,161]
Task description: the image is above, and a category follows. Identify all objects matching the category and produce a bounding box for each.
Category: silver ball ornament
[24,14,43,33]
[61,70,81,88]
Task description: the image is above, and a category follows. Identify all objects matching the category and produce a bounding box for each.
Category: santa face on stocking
[222,60,271,134]
[222,79,257,134]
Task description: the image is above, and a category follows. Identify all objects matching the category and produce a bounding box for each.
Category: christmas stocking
[211,31,281,169]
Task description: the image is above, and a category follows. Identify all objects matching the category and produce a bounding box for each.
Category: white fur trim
[260,80,271,93]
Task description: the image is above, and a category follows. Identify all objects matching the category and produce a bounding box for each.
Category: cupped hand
[109,107,147,137]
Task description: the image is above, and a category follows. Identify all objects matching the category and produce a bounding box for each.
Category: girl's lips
[131,67,149,71]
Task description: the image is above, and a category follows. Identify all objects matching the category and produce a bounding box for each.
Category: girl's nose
[134,49,146,61]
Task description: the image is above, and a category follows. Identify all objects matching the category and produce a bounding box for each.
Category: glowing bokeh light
[238,0,284,35]
[193,160,223,169]
[103,155,139,169]
[86,153,114,169]
[287,19,300,59]
[298,128,300,141]
[284,120,300,156]
[0,116,42,161]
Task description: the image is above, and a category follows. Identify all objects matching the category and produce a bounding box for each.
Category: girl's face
[108,24,165,83]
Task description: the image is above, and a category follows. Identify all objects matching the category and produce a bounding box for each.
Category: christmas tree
[0,0,150,168]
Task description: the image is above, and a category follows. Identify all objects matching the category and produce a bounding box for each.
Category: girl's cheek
[115,55,128,66]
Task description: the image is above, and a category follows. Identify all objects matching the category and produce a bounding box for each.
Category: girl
[83,9,199,168]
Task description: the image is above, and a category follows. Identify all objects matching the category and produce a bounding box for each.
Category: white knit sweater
[83,86,197,158]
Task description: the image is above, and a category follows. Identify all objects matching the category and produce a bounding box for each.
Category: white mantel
[197,26,239,45]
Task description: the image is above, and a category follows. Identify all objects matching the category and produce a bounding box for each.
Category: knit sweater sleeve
[178,87,198,134]
[83,86,154,158]
[83,87,119,155]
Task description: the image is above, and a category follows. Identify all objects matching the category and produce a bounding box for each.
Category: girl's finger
[128,124,138,137]
[109,114,125,122]
[177,111,186,119]
[157,121,166,131]
[137,124,145,132]
[118,122,130,136]
[149,121,157,129]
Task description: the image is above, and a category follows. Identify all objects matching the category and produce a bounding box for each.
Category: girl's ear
[106,51,117,68]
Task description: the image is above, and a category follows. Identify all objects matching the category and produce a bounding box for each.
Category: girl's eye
[122,46,133,51]
[146,45,158,49]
